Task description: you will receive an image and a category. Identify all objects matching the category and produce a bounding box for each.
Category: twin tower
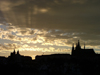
[71,40,95,56]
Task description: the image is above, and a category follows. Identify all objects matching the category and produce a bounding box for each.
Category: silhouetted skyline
[0,44,100,75]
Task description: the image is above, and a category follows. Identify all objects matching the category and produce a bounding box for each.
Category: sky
[0,0,100,59]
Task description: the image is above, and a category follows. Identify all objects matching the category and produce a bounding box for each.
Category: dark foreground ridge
[0,40,100,75]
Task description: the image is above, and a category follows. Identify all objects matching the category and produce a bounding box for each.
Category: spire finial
[78,40,80,45]
[72,43,74,50]
[75,40,81,50]
[84,42,85,49]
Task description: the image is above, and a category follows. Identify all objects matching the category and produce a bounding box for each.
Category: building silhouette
[0,41,100,75]
[71,40,95,56]
[8,50,32,62]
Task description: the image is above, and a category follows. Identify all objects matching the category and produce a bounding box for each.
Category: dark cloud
[0,0,100,46]
[20,31,27,35]
[8,34,16,39]
[31,37,37,41]
[18,29,35,35]
[1,0,99,32]
[0,44,8,50]
[5,43,20,48]
[0,43,20,50]
[29,30,34,35]
[42,30,100,46]
[43,31,73,40]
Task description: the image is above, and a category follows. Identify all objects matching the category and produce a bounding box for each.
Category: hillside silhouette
[0,40,100,75]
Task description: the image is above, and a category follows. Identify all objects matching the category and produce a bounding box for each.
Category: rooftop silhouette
[71,40,95,56]
[0,40,100,75]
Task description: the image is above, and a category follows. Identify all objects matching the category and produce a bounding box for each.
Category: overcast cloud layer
[0,0,100,57]
[0,0,100,32]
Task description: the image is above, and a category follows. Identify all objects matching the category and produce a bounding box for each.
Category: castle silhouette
[71,40,95,56]
[0,41,99,75]
[8,50,32,62]
[8,40,96,62]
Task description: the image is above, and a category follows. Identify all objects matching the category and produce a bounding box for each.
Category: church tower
[71,43,74,55]
[72,43,74,50]
[13,49,16,55]
[75,40,81,50]
[17,50,19,55]
[71,40,95,56]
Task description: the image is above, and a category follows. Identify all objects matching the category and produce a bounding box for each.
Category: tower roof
[13,49,15,54]
[75,40,81,50]
[78,40,80,46]
[17,50,19,55]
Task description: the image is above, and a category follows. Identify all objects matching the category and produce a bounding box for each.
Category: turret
[13,49,16,54]
[10,49,16,56]
[17,50,19,55]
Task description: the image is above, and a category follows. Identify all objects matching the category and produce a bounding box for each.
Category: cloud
[5,43,20,49]
[0,0,100,51]
[0,43,20,50]
[0,0,99,35]
[8,34,16,39]
[1,24,100,47]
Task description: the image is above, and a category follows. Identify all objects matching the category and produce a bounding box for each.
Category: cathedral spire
[13,49,15,54]
[17,50,19,55]
[78,40,80,45]
[75,40,81,50]
[84,43,85,49]
[75,40,80,47]
[71,43,74,55]
[72,43,74,50]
